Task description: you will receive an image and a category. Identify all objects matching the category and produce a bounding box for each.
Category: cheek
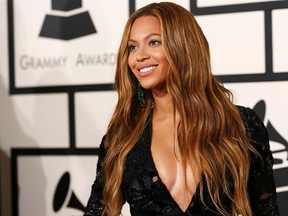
[155,50,168,65]
[128,58,137,77]
[159,55,169,70]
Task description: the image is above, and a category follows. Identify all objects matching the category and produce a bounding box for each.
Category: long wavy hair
[102,2,253,216]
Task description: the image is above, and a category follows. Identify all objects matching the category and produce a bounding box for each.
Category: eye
[128,44,137,53]
[149,40,161,46]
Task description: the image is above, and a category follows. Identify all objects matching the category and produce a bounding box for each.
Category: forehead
[130,16,161,38]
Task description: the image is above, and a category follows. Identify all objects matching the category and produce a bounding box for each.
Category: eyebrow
[128,33,161,43]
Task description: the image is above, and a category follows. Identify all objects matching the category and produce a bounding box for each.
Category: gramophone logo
[39,0,96,40]
[53,172,85,213]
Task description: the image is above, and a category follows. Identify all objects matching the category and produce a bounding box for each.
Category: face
[128,16,169,92]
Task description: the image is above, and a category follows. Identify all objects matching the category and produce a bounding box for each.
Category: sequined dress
[84,106,279,215]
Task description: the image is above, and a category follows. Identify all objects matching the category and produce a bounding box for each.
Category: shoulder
[236,105,272,158]
[97,135,107,160]
[236,105,264,130]
[236,105,268,141]
[236,105,274,169]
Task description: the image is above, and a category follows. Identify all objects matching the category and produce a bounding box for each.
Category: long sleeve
[242,107,280,216]
[84,136,106,216]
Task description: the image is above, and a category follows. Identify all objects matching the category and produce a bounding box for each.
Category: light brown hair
[102,2,253,215]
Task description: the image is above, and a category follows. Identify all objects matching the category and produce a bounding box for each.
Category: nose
[136,46,150,62]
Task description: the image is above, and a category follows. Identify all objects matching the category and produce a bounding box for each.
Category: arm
[84,136,106,216]
[244,108,280,216]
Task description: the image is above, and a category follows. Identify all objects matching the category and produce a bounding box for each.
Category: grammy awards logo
[253,100,288,193]
[53,172,85,213]
[39,0,96,40]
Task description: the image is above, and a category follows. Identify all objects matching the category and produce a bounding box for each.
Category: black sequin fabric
[84,106,280,216]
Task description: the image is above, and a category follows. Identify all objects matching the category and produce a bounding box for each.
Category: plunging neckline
[147,117,198,214]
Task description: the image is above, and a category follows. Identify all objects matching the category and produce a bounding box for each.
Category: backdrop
[0,0,287,215]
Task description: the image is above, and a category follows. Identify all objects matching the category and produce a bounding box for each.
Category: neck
[152,89,179,122]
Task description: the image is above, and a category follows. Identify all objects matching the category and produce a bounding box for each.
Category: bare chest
[151,126,197,211]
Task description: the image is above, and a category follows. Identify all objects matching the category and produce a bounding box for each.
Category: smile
[139,66,156,73]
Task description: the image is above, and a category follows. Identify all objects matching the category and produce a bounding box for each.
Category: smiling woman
[127,16,169,92]
[84,2,279,216]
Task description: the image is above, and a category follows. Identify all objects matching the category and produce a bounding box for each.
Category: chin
[139,80,165,91]
[139,82,153,90]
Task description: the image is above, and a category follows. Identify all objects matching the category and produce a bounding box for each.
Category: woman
[84,2,279,216]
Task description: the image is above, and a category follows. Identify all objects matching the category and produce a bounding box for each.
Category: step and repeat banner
[0,0,287,216]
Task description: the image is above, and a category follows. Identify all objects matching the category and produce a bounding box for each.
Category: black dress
[84,106,280,215]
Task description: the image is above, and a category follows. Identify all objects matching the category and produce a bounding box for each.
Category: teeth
[139,66,156,73]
